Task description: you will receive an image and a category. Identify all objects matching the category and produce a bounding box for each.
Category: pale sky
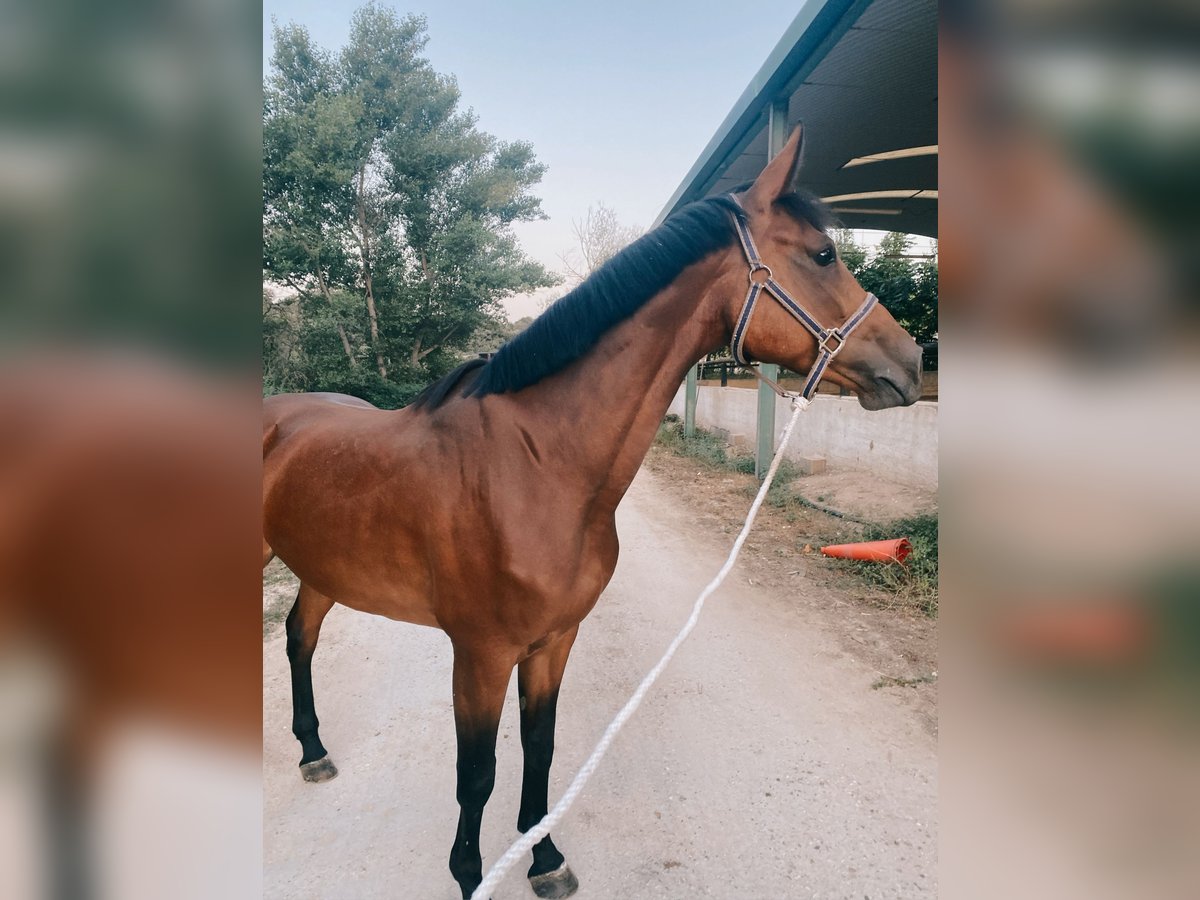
[262,1,924,321]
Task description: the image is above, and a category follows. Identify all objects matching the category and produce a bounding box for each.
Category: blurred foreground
[941,1,1199,897]
[0,0,261,897]
[2,0,1199,895]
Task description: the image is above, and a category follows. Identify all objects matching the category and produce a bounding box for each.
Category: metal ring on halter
[817,330,845,358]
[748,263,772,285]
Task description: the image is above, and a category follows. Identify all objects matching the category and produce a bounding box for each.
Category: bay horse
[262,127,923,899]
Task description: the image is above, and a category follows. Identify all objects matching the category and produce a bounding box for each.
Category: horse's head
[725,127,924,410]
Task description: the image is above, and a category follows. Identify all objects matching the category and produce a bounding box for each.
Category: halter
[727,194,878,402]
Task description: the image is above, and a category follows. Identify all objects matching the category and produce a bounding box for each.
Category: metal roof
[655,0,937,238]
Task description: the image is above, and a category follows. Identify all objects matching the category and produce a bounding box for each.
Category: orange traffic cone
[821,538,911,563]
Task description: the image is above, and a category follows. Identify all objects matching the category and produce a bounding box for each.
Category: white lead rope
[471,395,810,899]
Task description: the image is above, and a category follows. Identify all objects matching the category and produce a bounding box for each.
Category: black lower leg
[516,626,578,899]
[518,689,566,879]
[448,650,510,900]
[448,727,498,899]
[285,588,333,768]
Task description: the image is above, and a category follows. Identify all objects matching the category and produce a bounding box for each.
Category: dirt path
[263,466,936,899]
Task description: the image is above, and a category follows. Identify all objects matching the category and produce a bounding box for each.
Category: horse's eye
[815,246,836,267]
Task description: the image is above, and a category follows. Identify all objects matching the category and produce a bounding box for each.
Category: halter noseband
[727,194,878,401]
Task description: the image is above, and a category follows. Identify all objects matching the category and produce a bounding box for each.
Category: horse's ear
[742,125,804,213]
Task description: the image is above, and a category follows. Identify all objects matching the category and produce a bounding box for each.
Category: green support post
[755,97,790,479]
[684,364,698,437]
[755,362,779,479]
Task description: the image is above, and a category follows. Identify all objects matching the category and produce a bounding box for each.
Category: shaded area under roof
[656,0,937,239]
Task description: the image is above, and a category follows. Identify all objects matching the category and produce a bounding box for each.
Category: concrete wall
[667,385,937,490]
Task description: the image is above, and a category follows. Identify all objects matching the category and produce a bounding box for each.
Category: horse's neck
[535,257,730,511]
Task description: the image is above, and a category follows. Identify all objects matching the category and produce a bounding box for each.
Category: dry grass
[655,418,938,617]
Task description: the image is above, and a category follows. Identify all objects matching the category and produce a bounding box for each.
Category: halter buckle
[747,263,772,286]
[817,330,845,358]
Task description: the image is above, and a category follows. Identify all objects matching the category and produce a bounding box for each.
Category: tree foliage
[263,5,555,406]
[834,230,938,345]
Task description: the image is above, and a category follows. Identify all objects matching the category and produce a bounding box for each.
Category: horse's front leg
[517,626,580,899]
[448,644,516,899]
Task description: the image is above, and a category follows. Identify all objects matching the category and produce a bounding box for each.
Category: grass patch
[654,418,809,495]
[848,513,939,617]
[655,417,756,474]
[655,416,938,617]
[757,478,936,615]
[762,460,805,509]
[871,673,936,690]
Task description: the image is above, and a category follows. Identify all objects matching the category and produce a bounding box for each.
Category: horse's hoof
[529,864,578,899]
[299,757,338,783]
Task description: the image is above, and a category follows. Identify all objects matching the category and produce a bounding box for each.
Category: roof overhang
[655,0,937,239]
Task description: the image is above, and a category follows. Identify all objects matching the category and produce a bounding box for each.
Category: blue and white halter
[727,194,879,401]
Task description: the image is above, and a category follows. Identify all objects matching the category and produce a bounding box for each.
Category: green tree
[463,315,524,357]
[263,5,555,404]
[832,228,867,273]
[835,231,938,345]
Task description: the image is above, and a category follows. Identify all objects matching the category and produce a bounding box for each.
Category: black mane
[411,190,831,410]
[776,191,836,234]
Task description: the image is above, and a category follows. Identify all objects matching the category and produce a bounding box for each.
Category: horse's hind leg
[286,582,337,782]
[517,626,580,899]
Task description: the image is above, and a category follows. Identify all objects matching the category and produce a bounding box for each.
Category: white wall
[667,385,937,490]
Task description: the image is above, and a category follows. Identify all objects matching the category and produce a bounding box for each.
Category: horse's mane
[410,190,831,410]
